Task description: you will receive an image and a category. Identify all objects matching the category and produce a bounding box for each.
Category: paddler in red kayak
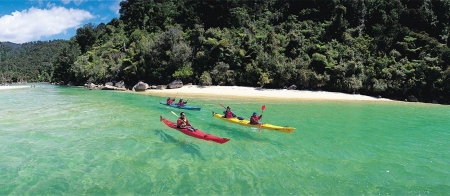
[249,112,263,125]
[177,112,195,131]
[166,97,175,105]
[223,106,237,118]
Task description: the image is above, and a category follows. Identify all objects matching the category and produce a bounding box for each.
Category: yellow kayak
[212,111,295,133]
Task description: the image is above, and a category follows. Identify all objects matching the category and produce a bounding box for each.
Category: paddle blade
[262,105,266,111]
[170,111,179,117]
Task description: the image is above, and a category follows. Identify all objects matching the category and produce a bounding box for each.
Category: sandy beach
[0,84,392,101]
[142,85,392,101]
[0,86,31,90]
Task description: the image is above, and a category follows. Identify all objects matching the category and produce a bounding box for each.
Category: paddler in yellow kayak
[223,106,237,118]
[249,112,263,125]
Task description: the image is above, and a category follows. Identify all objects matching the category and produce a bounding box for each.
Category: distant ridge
[0,41,21,49]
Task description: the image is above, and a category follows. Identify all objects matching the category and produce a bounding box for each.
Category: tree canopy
[1,0,450,103]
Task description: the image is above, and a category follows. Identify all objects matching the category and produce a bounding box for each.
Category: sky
[0,0,122,44]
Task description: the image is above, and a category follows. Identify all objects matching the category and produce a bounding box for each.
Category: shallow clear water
[1,84,449,195]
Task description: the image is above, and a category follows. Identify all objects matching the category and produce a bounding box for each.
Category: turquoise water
[1,84,449,195]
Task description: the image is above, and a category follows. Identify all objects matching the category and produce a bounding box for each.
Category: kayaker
[166,97,175,105]
[223,106,237,118]
[177,112,195,131]
[249,112,263,125]
[178,98,187,107]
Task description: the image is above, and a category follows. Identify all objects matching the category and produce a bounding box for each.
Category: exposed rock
[133,81,149,91]
[102,84,115,90]
[283,84,297,90]
[84,82,100,90]
[167,80,183,89]
[102,84,126,91]
[407,95,418,102]
[103,81,126,90]
[115,80,126,88]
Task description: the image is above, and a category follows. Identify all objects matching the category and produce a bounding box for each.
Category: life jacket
[177,117,188,127]
[250,115,260,124]
[179,101,185,106]
[167,98,173,105]
[225,111,234,118]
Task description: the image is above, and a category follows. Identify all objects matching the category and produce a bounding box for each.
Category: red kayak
[160,116,230,144]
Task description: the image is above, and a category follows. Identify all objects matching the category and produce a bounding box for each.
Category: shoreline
[138,85,392,101]
[1,84,393,101]
[0,85,32,90]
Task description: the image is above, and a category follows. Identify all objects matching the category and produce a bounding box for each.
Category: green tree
[198,71,212,86]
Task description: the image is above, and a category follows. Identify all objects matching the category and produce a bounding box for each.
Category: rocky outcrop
[102,81,127,91]
[115,80,126,88]
[167,80,183,89]
[283,84,297,90]
[132,81,149,91]
[407,95,419,102]
[84,82,103,90]
[102,84,126,91]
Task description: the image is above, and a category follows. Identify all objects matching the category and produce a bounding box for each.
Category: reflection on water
[155,130,204,160]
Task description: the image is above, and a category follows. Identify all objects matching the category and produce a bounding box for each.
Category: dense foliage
[1,0,450,103]
[0,40,70,83]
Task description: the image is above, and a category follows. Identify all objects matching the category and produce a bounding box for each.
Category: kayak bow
[212,111,295,133]
[160,115,230,144]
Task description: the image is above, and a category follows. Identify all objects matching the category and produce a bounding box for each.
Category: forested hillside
[0,40,70,83]
[1,0,450,103]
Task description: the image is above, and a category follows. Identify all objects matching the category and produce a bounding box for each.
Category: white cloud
[0,6,94,43]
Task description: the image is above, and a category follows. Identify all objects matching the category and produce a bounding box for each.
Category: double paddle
[218,102,226,109]
[170,111,179,117]
[259,105,266,132]
[170,111,195,131]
